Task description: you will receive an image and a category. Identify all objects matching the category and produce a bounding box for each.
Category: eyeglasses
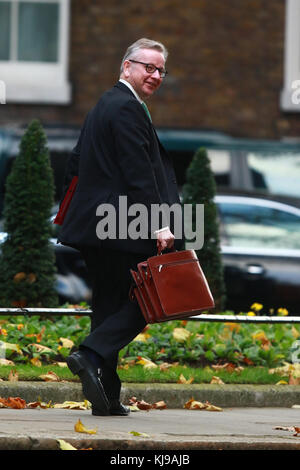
[129,60,168,78]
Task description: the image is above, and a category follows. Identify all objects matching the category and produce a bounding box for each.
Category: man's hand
[155,227,175,253]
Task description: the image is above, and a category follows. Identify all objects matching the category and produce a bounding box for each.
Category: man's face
[123,48,165,100]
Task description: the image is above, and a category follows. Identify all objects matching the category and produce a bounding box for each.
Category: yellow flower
[277,308,288,316]
[0,328,7,336]
[247,311,256,316]
[250,303,263,311]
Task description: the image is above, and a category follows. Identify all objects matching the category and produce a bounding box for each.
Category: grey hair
[120,38,168,73]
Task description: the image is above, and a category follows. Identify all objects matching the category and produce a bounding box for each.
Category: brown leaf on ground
[27,401,51,409]
[184,398,207,410]
[0,397,26,409]
[210,376,225,384]
[289,374,300,385]
[152,400,167,410]
[8,369,18,382]
[128,396,166,411]
[0,358,14,366]
[212,363,244,374]
[39,371,60,382]
[184,397,223,411]
[274,425,300,437]
[177,373,194,384]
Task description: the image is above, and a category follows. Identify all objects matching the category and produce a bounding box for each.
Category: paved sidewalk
[0,381,300,450]
[0,407,299,450]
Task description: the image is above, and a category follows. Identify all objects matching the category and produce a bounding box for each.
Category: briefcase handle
[157,246,176,255]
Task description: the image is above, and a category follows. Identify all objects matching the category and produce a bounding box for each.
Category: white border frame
[0,0,71,104]
[281,0,300,111]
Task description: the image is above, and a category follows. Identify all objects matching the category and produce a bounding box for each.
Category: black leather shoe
[92,400,130,416]
[66,350,109,415]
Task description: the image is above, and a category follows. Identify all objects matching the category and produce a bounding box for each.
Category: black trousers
[79,247,147,400]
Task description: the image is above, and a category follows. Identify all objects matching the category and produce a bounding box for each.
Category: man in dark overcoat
[58,38,183,415]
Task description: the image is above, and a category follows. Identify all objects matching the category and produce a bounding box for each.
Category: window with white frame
[281,0,300,111]
[0,0,71,104]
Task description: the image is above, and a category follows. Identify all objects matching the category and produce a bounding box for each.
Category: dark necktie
[141,102,152,122]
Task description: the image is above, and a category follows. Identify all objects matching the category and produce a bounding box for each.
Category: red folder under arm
[53,176,78,225]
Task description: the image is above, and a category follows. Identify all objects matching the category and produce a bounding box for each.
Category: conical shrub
[182,147,226,311]
[0,119,58,307]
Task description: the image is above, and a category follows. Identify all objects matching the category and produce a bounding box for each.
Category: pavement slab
[0,407,299,451]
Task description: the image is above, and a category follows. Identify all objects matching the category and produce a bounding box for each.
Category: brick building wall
[2,0,298,139]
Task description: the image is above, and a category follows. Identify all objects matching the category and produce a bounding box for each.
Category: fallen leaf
[269,362,300,378]
[135,400,153,410]
[252,330,271,347]
[205,404,223,411]
[0,358,14,366]
[177,373,194,384]
[39,371,60,382]
[0,397,26,409]
[184,398,207,410]
[289,374,300,385]
[212,362,243,373]
[152,400,167,410]
[57,439,77,450]
[53,362,68,367]
[136,357,158,369]
[184,397,223,411]
[294,427,300,436]
[29,343,53,354]
[210,376,225,384]
[74,419,97,435]
[159,362,173,371]
[59,337,74,349]
[27,401,52,409]
[8,369,18,382]
[128,405,140,412]
[133,333,151,342]
[225,322,241,333]
[129,431,150,438]
[292,326,300,339]
[243,357,254,366]
[0,341,22,354]
[172,327,191,342]
[274,425,300,437]
[274,425,295,431]
[128,397,153,410]
[30,357,42,367]
[54,400,91,410]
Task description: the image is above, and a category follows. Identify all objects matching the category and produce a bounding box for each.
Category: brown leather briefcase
[130,249,215,323]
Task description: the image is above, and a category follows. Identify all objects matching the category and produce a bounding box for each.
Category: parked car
[216,194,300,314]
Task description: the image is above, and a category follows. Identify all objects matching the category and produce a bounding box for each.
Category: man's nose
[152,69,161,79]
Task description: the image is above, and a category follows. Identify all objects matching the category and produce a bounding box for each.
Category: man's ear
[122,60,131,79]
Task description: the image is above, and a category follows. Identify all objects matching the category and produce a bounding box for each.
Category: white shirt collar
[119,79,143,104]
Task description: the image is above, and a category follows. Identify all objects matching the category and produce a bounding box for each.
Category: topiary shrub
[0,119,58,307]
[182,147,226,311]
